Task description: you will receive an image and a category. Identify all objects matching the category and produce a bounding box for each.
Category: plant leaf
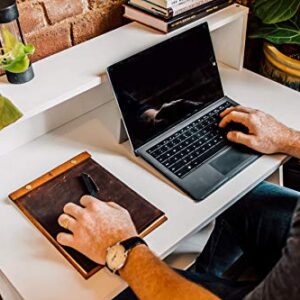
[254,0,300,24]
[249,21,300,45]
[0,95,23,130]
[1,27,18,53]
[11,42,26,60]
[24,44,35,55]
[0,42,34,73]
[3,56,30,73]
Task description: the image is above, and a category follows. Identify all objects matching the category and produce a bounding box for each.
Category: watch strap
[120,236,147,252]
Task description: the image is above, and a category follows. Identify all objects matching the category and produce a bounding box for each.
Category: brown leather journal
[9,152,167,279]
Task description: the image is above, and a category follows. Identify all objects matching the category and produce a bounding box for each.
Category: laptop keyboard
[147,101,233,178]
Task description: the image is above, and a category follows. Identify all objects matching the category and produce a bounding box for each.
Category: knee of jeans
[234,182,298,211]
[250,181,300,201]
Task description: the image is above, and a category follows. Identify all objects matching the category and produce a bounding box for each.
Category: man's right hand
[219,106,296,155]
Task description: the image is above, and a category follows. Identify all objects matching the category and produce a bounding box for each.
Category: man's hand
[219,106,295,154]
[57,196,137,265]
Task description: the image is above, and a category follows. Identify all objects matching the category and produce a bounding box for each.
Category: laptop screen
[108,23,224,150]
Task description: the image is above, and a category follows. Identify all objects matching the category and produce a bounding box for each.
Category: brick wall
[17,0,126,61]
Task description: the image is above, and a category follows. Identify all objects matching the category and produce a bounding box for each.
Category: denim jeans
[114,182,299,300]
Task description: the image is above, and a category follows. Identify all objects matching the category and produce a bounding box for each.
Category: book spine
[171,0,215,17]
[133,0,229,19]
[167,1,231,32]
[169,0,187,6]
[150,0,186,8]
[129,1,170,19]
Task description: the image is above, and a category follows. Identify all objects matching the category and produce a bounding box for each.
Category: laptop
[107,22,260,201]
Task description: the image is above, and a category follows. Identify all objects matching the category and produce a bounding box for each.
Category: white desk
[1,63,299,300]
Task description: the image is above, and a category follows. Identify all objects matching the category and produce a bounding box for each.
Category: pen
[80,173,99,198]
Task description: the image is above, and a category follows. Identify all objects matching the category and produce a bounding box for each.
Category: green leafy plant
[249,0,300,46]
[0,27,35,73]
[0,95,23,130]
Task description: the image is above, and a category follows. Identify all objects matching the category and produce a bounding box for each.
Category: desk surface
[0,64,299,300]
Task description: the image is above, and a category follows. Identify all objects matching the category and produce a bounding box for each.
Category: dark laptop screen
[108,23,224,150]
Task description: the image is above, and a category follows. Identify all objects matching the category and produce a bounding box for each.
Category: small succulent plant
[0,27,35,74]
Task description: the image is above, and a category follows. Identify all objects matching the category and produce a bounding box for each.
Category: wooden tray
[9,152,167,279]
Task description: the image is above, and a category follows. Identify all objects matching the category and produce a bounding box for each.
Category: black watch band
[120,236,147,252]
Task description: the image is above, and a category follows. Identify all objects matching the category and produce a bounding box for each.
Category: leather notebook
[9,152,167,279]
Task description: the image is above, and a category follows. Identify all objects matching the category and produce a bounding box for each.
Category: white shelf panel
[0,4,246,132]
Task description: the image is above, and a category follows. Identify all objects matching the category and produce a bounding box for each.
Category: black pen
[80,173,99,198]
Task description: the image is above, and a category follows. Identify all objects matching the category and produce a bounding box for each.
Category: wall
[17,0,126,61]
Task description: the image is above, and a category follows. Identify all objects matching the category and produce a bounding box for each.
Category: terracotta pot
[261,42,300,92]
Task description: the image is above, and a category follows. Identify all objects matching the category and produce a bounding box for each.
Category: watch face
[106,244,127,272]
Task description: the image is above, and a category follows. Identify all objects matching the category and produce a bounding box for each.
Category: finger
[64,203,84,219]
[220,106,256,118]
[220,106,236,118]
[80,195,98,207]
[80,195,107,211]
[58,213,77,232]
[227,131,254,148]
[219,111,250,128]
[107,201,123,210]
[57,233,75,247]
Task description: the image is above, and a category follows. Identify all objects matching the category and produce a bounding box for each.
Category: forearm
[280,129,300,159]
[119,245,219,300]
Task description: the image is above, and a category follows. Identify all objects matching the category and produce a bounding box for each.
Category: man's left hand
[57,196,137,265]
[219,106,294,154]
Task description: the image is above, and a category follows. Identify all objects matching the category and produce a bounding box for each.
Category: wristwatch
[105,236,147,274]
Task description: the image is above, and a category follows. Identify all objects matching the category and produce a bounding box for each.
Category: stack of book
[124,0,233,33]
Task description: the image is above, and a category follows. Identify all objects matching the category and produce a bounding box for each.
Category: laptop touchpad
[209,147,252,176]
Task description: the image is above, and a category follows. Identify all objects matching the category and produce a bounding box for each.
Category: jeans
[114,182,299,300]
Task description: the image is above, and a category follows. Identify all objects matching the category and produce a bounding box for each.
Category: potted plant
[246,0,300,191]
[0,27,35,82]
[248,0,300,91]
[0,0,35,84]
